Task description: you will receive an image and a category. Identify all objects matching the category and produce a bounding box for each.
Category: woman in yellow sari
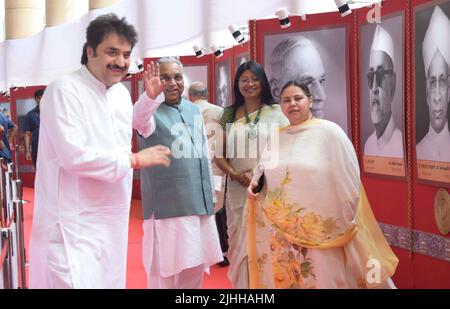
[215,61,288,288]
[247,81,398,288]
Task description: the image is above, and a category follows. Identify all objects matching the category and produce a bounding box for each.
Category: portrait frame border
[250,12,354,140]
[358,1,408,181]
[212,47,234,108]
[412,0,450,188]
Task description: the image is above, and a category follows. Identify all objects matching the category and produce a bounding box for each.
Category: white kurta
[416,123,450,162]
[193,99,225,212]
[29,66,143,288]
[133,97,222,281]
[364,115,404,158]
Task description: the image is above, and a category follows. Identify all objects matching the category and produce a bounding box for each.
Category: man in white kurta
[364,115,403,158]
[29,14,171,289]
[364,25,404,159]
[416,5,450,162]
[134,58,222,289]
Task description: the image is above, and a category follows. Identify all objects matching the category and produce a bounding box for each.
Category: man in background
[188,81,229,266]
[24,89,44,167]
[0,109,17,163]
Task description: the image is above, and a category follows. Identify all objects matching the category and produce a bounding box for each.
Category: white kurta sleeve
[201,116,217,203]
[42,83,131,182]
[132,92,160,138]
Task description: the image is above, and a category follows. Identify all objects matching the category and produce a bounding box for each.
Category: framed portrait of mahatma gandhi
[233,42,250,74]
[359,2,406,179]
[414,0,450,186]
[214,47,233,108]
[253,13,352,136]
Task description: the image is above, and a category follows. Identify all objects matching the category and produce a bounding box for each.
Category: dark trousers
[215,207,229,253]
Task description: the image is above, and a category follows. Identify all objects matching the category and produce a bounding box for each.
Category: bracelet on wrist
[132,153,141,169]
[130,154,136,169]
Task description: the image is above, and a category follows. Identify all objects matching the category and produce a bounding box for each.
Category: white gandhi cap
[422,5,450,73]
[370,24,395,65]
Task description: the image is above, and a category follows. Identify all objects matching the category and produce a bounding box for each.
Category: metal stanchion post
[14,145,19,181]
[6,163,14,259]
[0,158,13,289]
[12,180,26,289]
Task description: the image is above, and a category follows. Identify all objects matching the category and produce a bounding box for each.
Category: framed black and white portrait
[360,10,406,179]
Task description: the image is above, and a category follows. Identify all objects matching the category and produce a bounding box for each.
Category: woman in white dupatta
[215,61,288,288]
[247,81,398,288]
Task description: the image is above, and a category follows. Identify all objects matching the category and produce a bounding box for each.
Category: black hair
[34,89,45,98]
[232,60,275,108]
[279,80,312,99]
[81,13,138,65]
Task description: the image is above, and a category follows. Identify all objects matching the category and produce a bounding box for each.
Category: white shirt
[364,115,404,158]
[192,99,224,177]
[417,122,450,162]
[29,66,152,288]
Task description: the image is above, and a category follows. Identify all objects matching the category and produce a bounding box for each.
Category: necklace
[244,104,262,139]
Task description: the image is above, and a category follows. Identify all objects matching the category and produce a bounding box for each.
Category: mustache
[107,64,127,71]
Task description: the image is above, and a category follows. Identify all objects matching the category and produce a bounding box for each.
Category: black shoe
[216,256,229,267]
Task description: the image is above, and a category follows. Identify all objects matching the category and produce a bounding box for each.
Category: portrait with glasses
[264,27,349,135]
[414,2,450,185]
[360,14,406,178]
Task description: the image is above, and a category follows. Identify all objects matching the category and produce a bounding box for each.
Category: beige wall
[46,0,89,27]
[5,0,44,39]
[4,0,121,39]
[89,0,121,10]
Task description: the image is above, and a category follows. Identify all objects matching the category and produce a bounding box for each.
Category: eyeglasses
[160,74,183,82]
[367,67,393,90]
[238,78,260,85]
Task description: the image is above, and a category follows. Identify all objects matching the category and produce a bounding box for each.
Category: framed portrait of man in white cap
[414,0,450,186]
[254,14,351,136]
[360,13,406,179]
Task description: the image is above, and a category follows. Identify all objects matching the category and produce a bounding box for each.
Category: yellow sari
[222,104,288,288]
[247,119,398,289]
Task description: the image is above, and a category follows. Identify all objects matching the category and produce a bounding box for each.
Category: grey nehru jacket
[138,98,214,219]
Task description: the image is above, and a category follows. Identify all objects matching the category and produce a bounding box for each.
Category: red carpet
[22,187,232,289]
